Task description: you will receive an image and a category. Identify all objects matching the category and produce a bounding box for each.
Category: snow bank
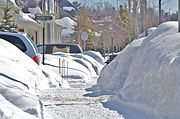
[40,65,70,88]
[44,53,91,81]
[138,27,157,39]
[0,39,49,91]
[72,57,97,78]
[70,53,104,76]
[83,51,105,65]
[43,51,105,82]
[94,21,180,119]
[0,82,42,118]
[0,39,48,118]
[0,39,68,119]
[0,94,39,119]
[93,38,144,95]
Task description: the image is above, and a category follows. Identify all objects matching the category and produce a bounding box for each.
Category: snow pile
[71,56,98,78]
[0,94,39,119]
[43,51,105,81]
[0,39,67,118]
[93,38,145,95]
[0,39,47,118]
[40,65,70,88]
[70,52,104,75]
[44,53,91,81]
[0,82,42,118]
[94,21,180,119]
[0,39,50,91]
[83,51,106,65]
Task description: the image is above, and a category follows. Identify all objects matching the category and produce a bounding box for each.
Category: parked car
[0,31,40,64]
[37,43,83,54]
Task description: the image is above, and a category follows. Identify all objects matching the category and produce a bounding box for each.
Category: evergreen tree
[0,7,17,31]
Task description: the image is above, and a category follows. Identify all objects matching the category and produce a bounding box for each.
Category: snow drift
[93,38,145,95]
[43,53,91,81]
[0,39,68,118]
[94,21,180,119]
[0,39,47,118]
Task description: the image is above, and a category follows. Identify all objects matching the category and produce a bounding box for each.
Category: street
[39,79,124,119]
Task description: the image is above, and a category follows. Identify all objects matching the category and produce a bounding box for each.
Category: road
[39,79,124,119]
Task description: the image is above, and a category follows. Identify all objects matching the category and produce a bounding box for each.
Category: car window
[70,45,81,53]
[37,45,47,54]
[26,35,39,53]
[0,34,27,52]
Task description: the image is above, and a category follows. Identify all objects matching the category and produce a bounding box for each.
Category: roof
[58,0,77,18]
[15,12,42,27]
[0,0,20,10]
[56,17,75,29]
[56,17,76,37]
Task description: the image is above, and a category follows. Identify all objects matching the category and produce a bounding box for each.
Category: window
[0,35,27,52]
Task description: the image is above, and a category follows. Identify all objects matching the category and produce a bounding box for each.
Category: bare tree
[128,0,131,43]
[179,0,180,32]
[133,0,139,39]
[159,0,162,24]
[140,0,145,33]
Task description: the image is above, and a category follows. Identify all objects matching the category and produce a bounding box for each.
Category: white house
[15,12,43,44]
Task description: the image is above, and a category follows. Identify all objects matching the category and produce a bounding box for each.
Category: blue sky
[69,0,178,13]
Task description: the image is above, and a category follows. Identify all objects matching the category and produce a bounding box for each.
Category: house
[56,17,76,43]
[0,0,76,44]
[38,0,77,44]
[15,0,63,44]
[15,12,43,45]
[56,0,77,43]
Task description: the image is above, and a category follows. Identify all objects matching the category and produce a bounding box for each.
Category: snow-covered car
[0,31,40,64]
[37,43,83,54]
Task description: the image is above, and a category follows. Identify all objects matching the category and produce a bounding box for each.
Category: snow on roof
[93,21,180,119]
[15,12,37,23]
[56,17,76,37]
[63,6,75,11]
[0,0,19,9]
[56,17,76,29]
[61,28,75,37]
[28,6,42,14]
